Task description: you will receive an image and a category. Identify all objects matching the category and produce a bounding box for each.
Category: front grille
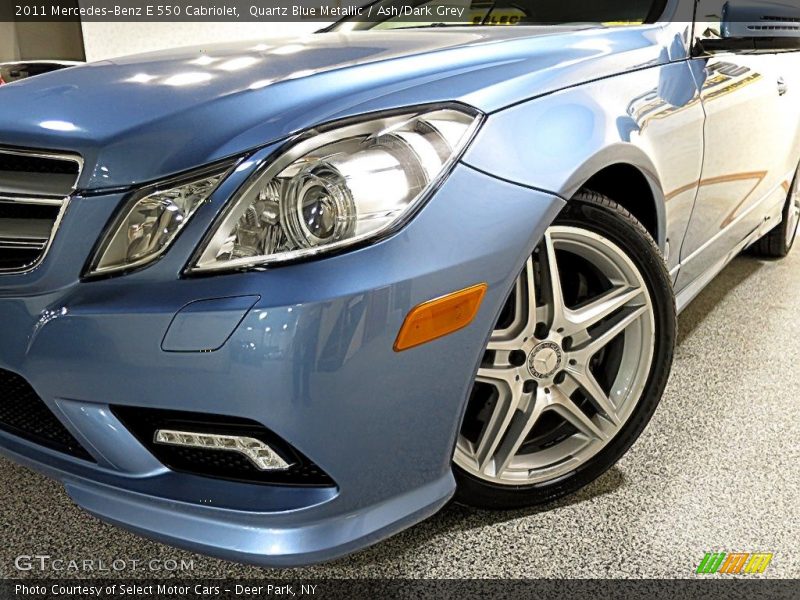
[0,198,65,272]
[0,368,95,461]
[0,148,82,274]
[112,406,335,487]
[0,148,82,197]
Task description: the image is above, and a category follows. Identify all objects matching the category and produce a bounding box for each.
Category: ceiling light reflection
[285,69,315,80]
[163,72,213,86]
[249,78,276,90]
[40,120,78,132]
[269,44,305,55]
[126,73,157,83]
[218,56,259,72]
[190,55,218,66]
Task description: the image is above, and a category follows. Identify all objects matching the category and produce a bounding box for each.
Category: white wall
[80,22,323,61]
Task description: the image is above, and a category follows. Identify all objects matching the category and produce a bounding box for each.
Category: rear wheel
[453,191,675,509]
[751,165,800,258]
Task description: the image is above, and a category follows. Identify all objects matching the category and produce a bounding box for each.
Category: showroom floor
[1,249,798,579]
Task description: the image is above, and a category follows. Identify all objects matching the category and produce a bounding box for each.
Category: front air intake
[0,368,95,462]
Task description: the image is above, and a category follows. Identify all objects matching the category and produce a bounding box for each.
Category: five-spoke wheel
[454,192,675,508]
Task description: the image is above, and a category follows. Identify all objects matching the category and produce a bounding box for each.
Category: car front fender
[462,60,707,266]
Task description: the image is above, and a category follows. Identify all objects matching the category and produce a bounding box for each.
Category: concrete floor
[1,249,798,579]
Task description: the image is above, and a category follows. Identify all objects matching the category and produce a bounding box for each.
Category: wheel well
[580,164,660,243]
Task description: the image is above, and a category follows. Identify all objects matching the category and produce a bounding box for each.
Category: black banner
[2,579,800,600]
[1,0,701,23]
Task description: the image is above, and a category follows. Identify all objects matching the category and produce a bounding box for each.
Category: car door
[676,0,799,294]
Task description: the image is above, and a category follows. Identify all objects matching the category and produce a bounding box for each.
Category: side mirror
[703,1,800,52]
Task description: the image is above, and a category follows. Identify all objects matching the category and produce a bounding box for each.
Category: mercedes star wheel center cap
[528,341,563,379]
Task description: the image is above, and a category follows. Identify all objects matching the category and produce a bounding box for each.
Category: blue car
[1,0,799,566]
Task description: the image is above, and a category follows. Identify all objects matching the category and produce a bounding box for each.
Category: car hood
[0,27,678,190]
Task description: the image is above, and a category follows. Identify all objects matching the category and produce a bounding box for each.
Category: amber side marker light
[394,283,488,352]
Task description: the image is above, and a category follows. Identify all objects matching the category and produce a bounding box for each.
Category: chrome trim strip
[0,195,68,206]
[0,239,48,250]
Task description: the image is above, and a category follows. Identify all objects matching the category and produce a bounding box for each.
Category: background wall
[0,22,20,62]
[14,22,85,61]
[1,21,85,62]
[80,22,324,61]
[1,0,85,62]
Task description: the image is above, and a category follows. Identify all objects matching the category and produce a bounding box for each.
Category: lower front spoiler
[0,433,453,567]
[67,478,453,568]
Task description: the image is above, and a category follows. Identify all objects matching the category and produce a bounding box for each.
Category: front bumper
[0,162,563,566]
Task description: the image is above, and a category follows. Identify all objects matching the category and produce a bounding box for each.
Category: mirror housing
[701,1,800,53]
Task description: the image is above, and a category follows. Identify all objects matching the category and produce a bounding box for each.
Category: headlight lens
[191,107,481,273]
[87,164,232,276]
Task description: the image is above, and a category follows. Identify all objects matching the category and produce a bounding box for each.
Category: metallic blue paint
[0,26,685,190]
[1,10,800,564]
[0,159,563,565]
[462,57,706,272]
[161,295,261,352]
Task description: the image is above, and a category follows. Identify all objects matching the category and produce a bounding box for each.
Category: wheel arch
[567,150,667,250]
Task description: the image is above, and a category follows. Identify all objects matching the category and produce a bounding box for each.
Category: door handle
[778,77,788,96]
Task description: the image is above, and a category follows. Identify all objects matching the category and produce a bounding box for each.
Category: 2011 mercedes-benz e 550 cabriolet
[1,0,799,566]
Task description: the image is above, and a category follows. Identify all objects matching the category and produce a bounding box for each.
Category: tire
[453,191,676,509]
[750,165,800,258]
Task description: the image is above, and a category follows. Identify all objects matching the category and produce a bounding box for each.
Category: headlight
[87,163,234,276]
[190,106,481,273]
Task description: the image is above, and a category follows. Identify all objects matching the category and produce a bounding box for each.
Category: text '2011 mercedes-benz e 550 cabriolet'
[1,0,799,566]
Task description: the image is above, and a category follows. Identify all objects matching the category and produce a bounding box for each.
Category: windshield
[330,0,666,31]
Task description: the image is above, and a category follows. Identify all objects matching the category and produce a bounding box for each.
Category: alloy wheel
[454,225,656,485]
